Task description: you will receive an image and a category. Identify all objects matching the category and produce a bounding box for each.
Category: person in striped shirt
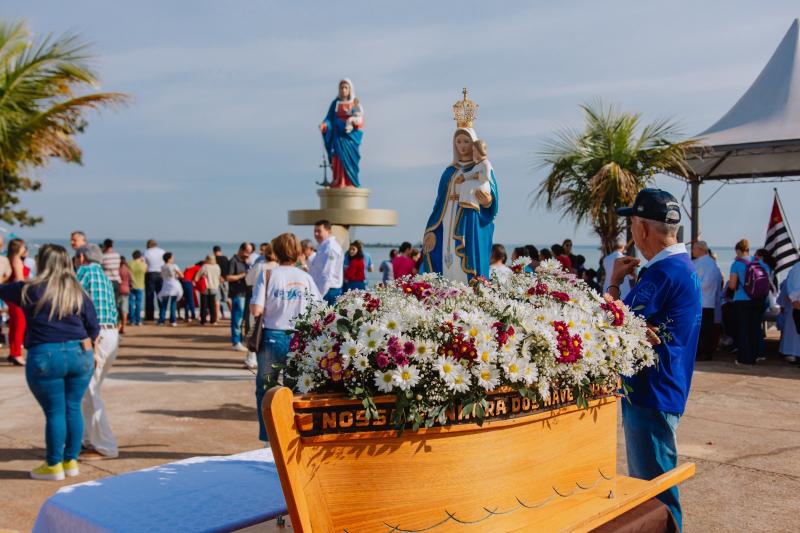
[76,243,120,459]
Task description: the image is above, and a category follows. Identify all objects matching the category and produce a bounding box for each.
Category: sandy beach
[0,322,797,532]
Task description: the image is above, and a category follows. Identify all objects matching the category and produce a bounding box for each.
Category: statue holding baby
[421,89,499,282]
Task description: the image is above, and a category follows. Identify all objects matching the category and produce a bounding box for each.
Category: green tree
[0,21,127,226]
[535,102,699,255]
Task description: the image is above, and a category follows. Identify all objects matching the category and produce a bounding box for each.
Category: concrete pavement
[0,323,797,532]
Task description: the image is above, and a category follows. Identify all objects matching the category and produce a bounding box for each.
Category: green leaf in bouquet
[336,318,350,336]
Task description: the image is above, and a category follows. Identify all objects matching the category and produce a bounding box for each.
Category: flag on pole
[765,190,800,274]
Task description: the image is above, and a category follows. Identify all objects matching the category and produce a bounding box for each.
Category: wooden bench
[264,387,693,532]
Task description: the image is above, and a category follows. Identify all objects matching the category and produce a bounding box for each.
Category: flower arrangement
[283,259,656,431]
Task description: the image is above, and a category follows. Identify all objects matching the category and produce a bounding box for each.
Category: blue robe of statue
[421,164,499,280]
[321,98,363,188]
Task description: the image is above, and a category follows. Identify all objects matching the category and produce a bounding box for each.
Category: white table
[33,448,288,533]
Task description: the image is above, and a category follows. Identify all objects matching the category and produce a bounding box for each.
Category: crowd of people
[3,209,799,485]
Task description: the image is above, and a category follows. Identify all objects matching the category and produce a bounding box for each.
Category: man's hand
[423,232,436,253]
[793,300,800,310]
[645,326,662,346]
[611,256,640,286]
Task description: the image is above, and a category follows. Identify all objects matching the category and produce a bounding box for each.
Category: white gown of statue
[441,161,470,284]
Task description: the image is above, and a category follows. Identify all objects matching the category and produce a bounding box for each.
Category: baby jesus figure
[344,97,363,133]
[455,139,493,209]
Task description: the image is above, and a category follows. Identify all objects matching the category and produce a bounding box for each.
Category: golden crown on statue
[453,87,479,128]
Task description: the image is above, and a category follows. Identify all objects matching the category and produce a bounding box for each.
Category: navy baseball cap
[617,188,681,224]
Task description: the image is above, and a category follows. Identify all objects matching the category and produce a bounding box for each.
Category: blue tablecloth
[33,448,288,533]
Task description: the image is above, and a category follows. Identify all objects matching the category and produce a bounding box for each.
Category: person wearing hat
[607,188,702,532]
[75,243,120,459]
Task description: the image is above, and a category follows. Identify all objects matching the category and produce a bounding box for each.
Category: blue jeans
[622,401,683,531]
[158,296,177,324]
[230,295,245,345]
[181,281,196,319]
[26,341,94,466]
[256,329,291,441]
[323,287,342,306]
[128,288,143,325]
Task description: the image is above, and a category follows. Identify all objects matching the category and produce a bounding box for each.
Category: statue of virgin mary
[420,92,498,281]
[319,78,364,188]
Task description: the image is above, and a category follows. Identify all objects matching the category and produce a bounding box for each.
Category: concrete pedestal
[288,188,397,249]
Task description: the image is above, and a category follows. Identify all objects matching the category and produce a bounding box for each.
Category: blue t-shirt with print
[623,253,702,414]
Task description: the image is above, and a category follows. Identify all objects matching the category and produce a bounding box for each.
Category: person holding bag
[249,233,320,442]
[0,244,99,480]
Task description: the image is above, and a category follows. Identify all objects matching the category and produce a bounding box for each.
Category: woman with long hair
[0,244,99,480]
[343,241,366,292]
[6,238,30,365]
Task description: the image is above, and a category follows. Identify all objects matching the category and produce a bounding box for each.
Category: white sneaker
[244,351,257,370]
[785,355,798,363]
[232,343,248,353]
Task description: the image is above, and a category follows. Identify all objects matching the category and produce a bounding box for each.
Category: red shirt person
[392,242,417,280]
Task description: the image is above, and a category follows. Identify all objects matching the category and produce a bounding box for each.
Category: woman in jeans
[0,244,99,480]
[250,233,320,442]
[157,252,183,326]
[728,239,767,365]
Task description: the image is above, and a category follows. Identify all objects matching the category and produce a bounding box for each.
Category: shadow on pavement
[108,371,252,383]
[140,403,255,421]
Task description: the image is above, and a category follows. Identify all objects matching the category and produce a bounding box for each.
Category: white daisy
[353,354,370,372]
[476,342,497,365]
[374,369,395,393]
[502,356,524,381]
[392,364,421,391]
[449,366,471,393]
[340,339,362,367]
[521,362,538,385]
[435,356,459,383]
[473,365,500,390]
[297,373,316,394]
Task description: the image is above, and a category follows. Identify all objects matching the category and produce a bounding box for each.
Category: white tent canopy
[684,19,800,240]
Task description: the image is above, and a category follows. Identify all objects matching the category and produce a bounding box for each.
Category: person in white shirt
[692,241,722,360]
[602,238,633,299]
[250,233,321,442]
[308,219,344,306]
[143,239,166,321]
[489,244,512,280]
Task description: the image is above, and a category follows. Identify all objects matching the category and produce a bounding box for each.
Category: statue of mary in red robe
[319,79,364,188]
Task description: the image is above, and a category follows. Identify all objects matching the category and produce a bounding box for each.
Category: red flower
[550,291,570,303]
[600,301,625,326]
[552,321,582,364]
[323,313,336,326]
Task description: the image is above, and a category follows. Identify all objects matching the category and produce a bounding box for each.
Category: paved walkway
[0,323,797,532]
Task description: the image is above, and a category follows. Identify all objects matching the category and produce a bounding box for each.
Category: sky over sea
[7,1,800,247]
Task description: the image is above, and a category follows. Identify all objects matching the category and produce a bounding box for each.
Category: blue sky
[7,1,800,247]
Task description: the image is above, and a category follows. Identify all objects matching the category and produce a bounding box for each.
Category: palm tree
[535,102,700,255]
[0,21,127,226]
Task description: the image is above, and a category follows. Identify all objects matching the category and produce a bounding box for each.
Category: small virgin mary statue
[319,78,364,188]
[420,90,499,282]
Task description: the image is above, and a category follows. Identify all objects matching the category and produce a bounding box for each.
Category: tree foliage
[0,21,127,226]
[535,102,699,255]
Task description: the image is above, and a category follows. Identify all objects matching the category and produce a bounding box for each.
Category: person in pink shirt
[391,242,417,280]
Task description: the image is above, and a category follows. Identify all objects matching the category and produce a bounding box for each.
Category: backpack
[738,258,770,300]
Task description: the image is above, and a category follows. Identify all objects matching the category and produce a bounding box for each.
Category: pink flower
[376,352,390,369]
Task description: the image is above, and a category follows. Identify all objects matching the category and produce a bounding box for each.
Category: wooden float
[263,386,694,532]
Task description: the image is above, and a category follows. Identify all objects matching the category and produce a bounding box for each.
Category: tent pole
[690,176,700,244]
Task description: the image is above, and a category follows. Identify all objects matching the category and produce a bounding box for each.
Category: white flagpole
[775,187,799,249]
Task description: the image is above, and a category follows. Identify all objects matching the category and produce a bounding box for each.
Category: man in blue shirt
[607,189,702,531]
